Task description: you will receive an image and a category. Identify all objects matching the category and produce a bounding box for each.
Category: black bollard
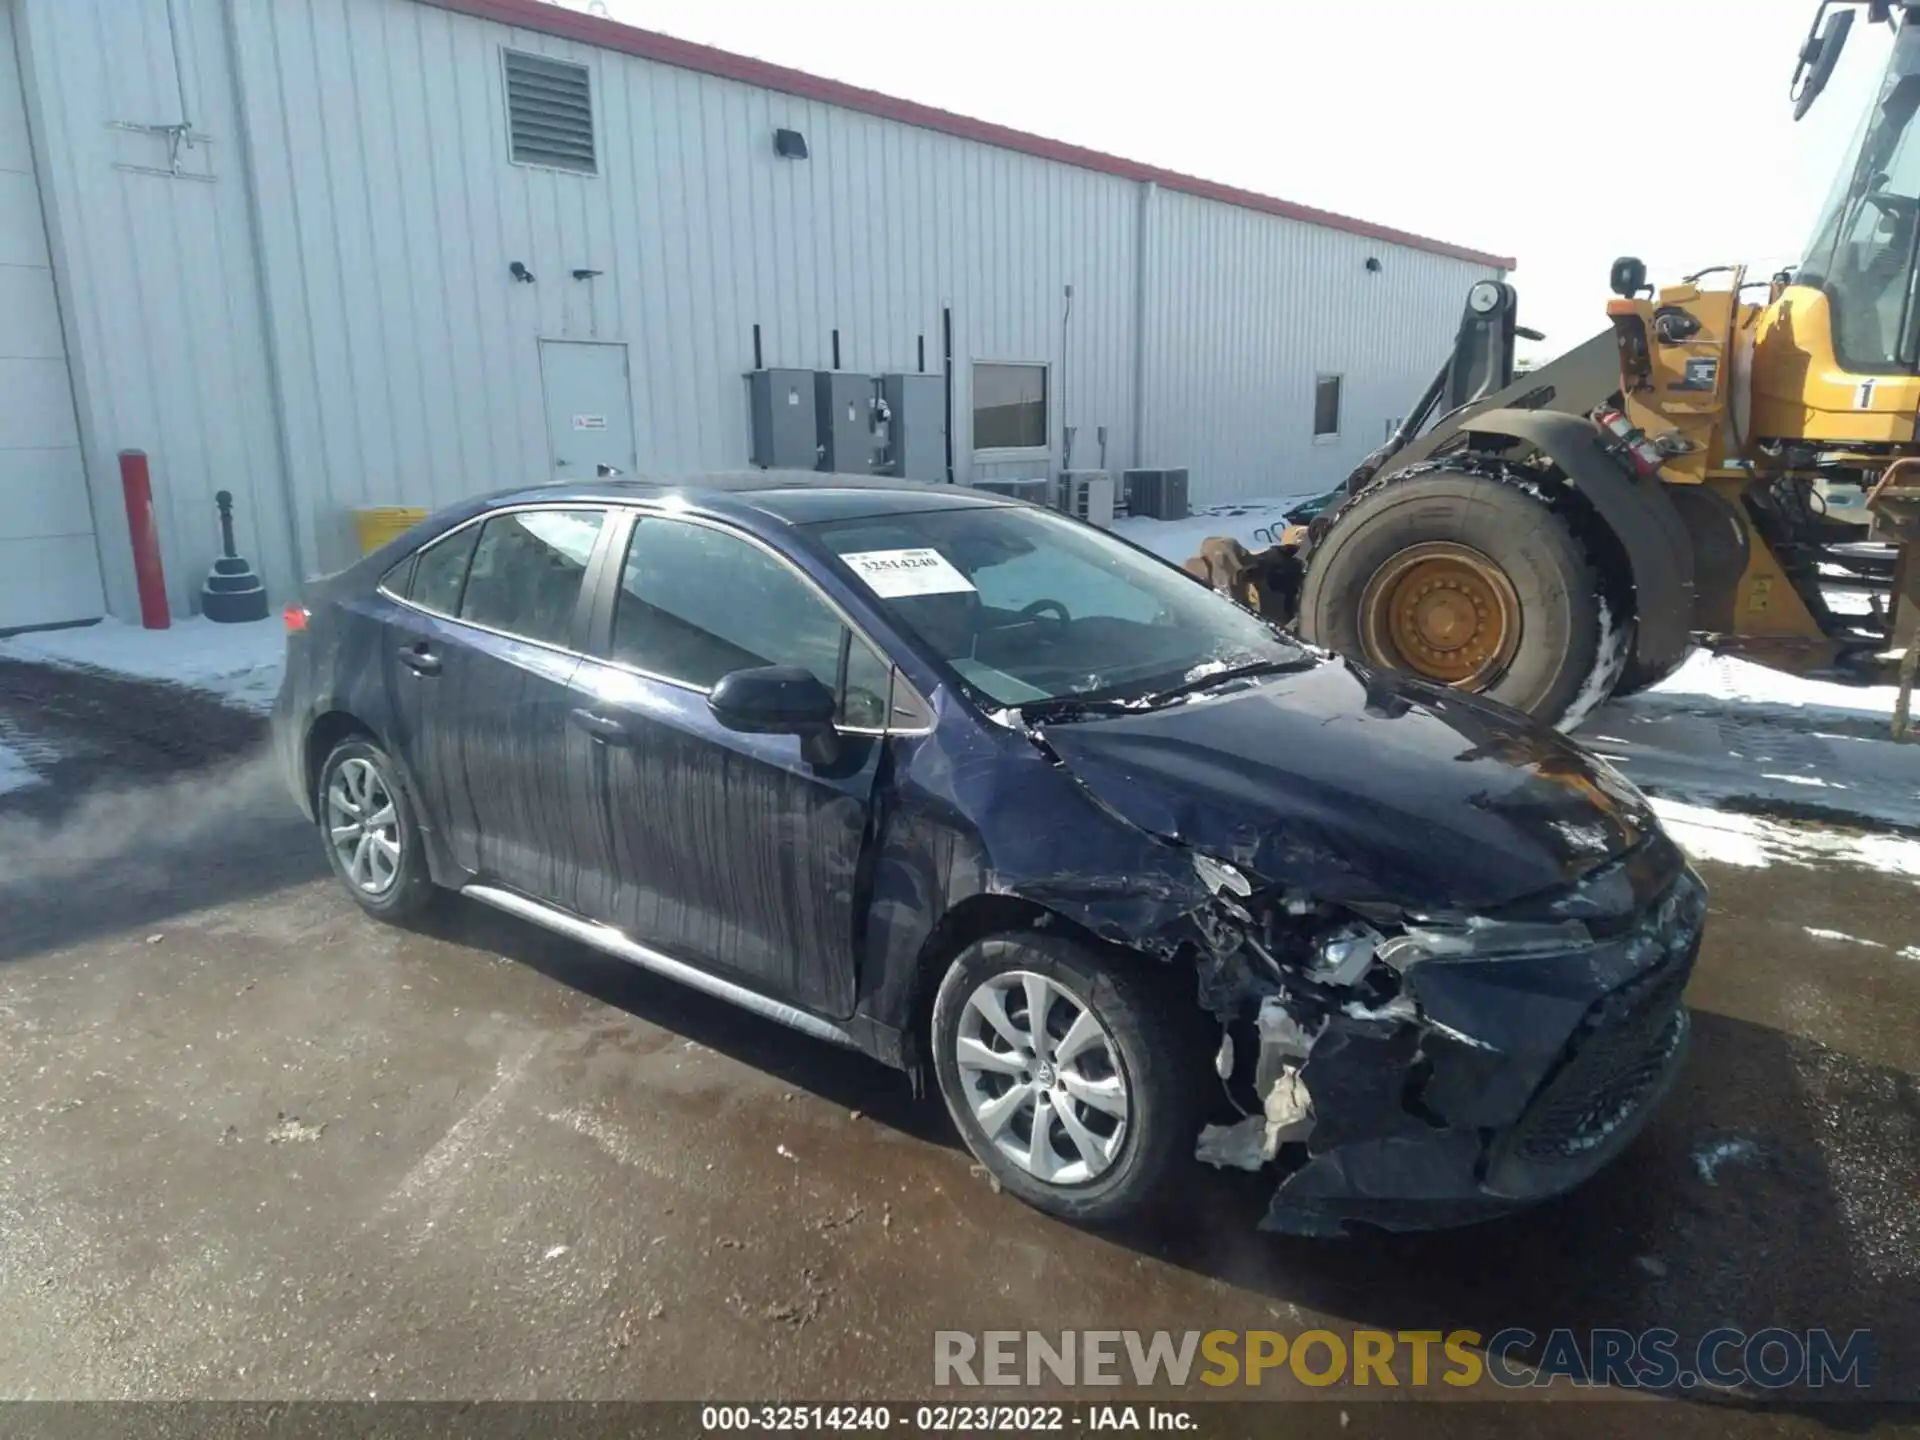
[200,489,270,622]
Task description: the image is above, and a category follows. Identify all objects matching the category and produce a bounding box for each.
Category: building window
[1313,374,1342,440]
[503,49,596,174]
[973,363,1049,452]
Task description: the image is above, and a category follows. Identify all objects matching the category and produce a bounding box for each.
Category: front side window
[457,509,605,646]
[972,363,1048,451]
[811,504,1305,709]
[612,516,889,727]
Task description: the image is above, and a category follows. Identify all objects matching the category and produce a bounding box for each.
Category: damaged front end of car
[1179,836,1707,1236]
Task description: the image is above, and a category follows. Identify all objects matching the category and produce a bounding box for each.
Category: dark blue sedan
[273,473,1704,1234]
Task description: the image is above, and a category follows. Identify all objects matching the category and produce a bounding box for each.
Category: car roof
[487,471,1020,526]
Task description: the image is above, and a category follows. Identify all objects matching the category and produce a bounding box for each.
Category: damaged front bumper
[1194,846,1707,1236]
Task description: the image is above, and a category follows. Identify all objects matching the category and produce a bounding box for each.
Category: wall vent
[504,50,595,174]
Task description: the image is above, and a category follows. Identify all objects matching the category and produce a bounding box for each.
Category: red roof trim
[420,0,1515,271]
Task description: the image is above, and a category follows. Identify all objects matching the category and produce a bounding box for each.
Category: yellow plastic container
[353,506,428,555]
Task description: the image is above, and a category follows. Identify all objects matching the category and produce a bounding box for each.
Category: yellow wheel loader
[1194,0,1920,736]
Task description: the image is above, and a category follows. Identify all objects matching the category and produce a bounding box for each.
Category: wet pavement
[0,667,1914,1430]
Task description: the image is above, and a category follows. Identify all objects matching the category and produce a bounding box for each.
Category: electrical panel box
[880,373,945,481]
[1123,467,1190,520]
[747,369,819,470]
[815,371,884,474]
[1057,471,1116,527]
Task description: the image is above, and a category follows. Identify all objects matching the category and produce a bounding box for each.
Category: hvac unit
[1122,467,1190,520]
[1057,471,1116,527]
[969,477,1053,505]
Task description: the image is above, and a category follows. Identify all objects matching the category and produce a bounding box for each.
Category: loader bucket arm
[1385,329,1623,475]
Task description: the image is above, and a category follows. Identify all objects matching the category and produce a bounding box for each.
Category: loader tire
[1609,646,1693,700]
[1298,469,1605,726]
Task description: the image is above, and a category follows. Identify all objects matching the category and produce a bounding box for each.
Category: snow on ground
[0,715,60,797]
[0,617,285,714]
[1803,927,1885,948]
[1579,651,1920,864]
[1623,648,1900,717]
[1111,496,1319,564]
[0,740,39,797]
[1648,797,1920,879]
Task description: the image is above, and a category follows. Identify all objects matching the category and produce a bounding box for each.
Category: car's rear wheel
[930,932,1200,1225]
[317,738,436,922]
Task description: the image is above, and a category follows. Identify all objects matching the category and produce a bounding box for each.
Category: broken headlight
[1308,924,1382,985]
[1375,917,1595,971]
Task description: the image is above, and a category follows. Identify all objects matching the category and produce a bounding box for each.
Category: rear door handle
[569,707,630,744]
[398,644,441,675]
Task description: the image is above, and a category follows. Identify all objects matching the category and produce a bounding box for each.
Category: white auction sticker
[840,548,977,597]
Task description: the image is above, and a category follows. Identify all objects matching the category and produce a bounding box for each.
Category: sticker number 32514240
[840,548,977,598]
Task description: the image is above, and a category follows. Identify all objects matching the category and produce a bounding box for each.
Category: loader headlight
[1468,280,1503,315]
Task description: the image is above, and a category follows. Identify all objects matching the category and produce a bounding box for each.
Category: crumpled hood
[1037,658,1656,913]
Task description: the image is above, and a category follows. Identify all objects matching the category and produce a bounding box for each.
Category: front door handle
[569,707,630,744]
[398,644,441,675]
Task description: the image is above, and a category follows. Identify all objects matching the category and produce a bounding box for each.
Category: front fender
[1462,408,1696,679]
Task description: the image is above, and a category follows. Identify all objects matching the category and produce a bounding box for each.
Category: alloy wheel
[326,757,402,895]
[953,969,1130,1184]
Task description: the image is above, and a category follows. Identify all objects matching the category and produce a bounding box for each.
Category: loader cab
[1796,12,1920,374]
[1749,5,1920,448]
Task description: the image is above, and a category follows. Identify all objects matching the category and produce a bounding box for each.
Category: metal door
[539,341,636,479]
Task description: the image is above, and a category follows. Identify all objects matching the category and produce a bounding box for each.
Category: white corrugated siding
[18,0,1502,605]
[0,0,104,629]
[13,0,292,621]
[1141,187,1495,506]
[219,0,1151,572]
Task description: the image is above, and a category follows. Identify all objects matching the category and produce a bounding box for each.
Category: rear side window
[457,508,605,646]
[409,525,480,615]
[612,515,887,724]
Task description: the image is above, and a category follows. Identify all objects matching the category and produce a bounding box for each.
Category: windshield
[808,503,1305,710]
[1798,17,1920,369]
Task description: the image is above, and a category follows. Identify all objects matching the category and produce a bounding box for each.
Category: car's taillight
[283,604,310,633]
[1594,407,1665,477]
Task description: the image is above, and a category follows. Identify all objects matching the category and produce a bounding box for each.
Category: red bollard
[118,449,170,630]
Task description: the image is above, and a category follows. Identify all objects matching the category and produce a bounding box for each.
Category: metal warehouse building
[0,0,1511,632]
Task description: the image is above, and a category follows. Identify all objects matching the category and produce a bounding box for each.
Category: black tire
[1608,644,1693,700]
[930,931,1202,1226]
[316,737,438,922]
[1299,469,1606,726]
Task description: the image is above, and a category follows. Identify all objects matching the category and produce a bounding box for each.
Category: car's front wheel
[317,737,436,922]
[930,932,1200,1225]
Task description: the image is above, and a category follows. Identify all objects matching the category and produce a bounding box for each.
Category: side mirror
[1792,6,1854,120]
[708,665,837,735]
